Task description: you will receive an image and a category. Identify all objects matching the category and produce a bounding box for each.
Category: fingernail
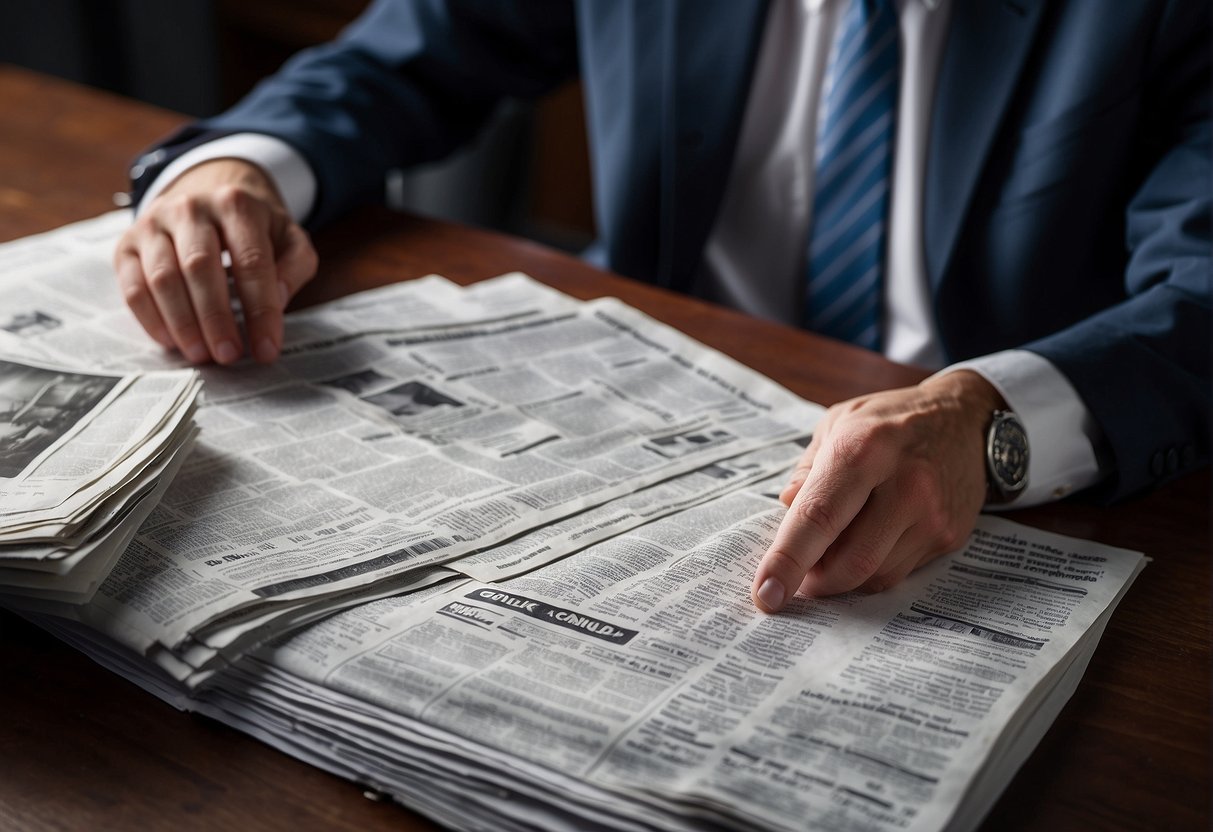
[184,342,209,364]
[757,578,786,611]
[216,340,240,365]
[278,280,289,308]
[254,336,278,363]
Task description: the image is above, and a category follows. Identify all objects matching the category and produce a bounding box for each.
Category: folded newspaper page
[0,215,824,683]
[206,496,1144,832]
[0,352,200,603]
[35,486,1145,832]
[3,213,1147,832]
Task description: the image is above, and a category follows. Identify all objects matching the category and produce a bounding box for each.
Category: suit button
[1165,448,1179,474]
[1150,450,1164,477]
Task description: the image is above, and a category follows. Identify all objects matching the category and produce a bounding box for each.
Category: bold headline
[466,588,639,644]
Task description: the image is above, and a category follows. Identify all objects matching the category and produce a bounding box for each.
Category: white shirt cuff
[939,350,1106,507]
[136,133,317,223]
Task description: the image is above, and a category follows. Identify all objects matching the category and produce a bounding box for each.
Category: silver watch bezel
[986,410,1029,502]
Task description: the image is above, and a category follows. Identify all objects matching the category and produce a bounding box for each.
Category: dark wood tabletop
[0,65,1208,832]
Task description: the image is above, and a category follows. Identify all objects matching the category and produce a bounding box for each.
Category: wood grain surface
[0,65,1207,832]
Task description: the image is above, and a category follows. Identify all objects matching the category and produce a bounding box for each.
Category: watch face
[989,414,1029,494]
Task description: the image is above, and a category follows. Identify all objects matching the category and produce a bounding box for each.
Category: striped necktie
[804,0,900,351]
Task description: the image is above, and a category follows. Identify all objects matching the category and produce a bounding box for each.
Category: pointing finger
[752,434,891,612]
[797,482,910,597]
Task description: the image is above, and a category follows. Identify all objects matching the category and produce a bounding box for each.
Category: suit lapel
[659,0,769,291]
[925,0,1048,288]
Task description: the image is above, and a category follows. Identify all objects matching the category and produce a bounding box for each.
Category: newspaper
[0,214,824,683]
[203,490,1145,832]
[3,214,1147,832]
[35,483,1144,832]
[0,350,200,602]
[0,362,198,523]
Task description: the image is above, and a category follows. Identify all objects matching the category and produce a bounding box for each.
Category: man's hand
[113,158,318,365]
[752,371,1006,610]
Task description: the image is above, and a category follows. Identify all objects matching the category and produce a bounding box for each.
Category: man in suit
[113,0,1210,612]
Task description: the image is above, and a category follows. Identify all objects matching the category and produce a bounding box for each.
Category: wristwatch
[985,410,1029,504]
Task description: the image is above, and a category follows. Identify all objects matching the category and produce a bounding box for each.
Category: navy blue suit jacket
[134,0,1211,500]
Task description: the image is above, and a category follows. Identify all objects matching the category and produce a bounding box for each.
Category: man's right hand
[114,158,318,365]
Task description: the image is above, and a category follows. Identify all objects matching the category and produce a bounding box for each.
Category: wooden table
[0,66,1208,832]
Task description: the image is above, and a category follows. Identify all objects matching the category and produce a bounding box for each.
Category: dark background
[0,0,596,249]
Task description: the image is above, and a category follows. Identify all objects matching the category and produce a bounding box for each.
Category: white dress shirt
[138,0,1105,506]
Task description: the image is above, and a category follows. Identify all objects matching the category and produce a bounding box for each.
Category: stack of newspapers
[2,213,1146,832]
[0,357,200,604]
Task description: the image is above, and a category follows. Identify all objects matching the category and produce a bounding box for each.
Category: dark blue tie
[804,0,900,351]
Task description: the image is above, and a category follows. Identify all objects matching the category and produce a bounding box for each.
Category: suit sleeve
[1024,0,1210,501]
[132,0,578,228]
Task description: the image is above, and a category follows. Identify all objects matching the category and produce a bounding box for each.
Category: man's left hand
[752,370,1005,609]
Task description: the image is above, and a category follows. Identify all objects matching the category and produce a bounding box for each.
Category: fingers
[759,479,957,609]
[236,221,317,361]
[174,215,242,364]
[852,498,972,595]
[139,228,212,364]
[854,528,938,595]
[752,432,892,612]
[752,381,994,611]
[214,188,284,363]
[797,484,916,597]
[114,245,172,351]
[112,158,308,365]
